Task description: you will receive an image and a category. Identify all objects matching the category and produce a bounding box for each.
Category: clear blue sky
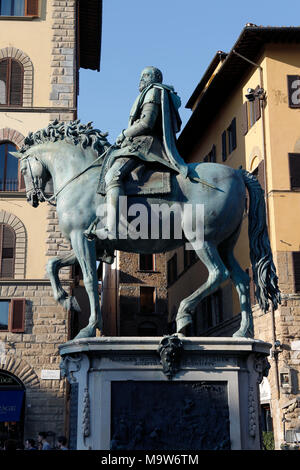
[78,0,300,143]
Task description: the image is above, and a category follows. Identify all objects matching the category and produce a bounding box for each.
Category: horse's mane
[20,119,111,155]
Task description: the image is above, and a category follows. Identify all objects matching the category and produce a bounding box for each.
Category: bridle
[21,145,114,206]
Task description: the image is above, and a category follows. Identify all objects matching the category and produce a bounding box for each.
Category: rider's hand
[116,131,126,147]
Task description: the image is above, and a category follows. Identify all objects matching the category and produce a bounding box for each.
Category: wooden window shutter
[10,60,23,106]
[292,252,300,292]
[221,131,227,161]
[288,153,300,189]
[287,75,300,108]
[25,0,39,16]
[0,224,15,278]
[9,298,26,332]
[242,102,248,135]
[254,86,261,122]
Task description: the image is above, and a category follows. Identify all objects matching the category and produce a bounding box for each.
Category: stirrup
[84,217,100,241]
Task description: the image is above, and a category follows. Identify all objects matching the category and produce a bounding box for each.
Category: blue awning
[0,390,24,422]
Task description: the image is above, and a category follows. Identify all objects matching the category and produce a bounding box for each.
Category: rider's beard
[139,79,153,92]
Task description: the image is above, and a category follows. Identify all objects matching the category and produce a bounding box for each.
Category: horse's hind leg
[176,241,230,334]
[46,250,81,312]
[219,235,254,338]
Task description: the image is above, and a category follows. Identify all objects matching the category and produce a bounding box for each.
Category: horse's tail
[241,169,281,312]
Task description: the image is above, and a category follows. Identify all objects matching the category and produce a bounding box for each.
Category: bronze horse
[12,120,281,339]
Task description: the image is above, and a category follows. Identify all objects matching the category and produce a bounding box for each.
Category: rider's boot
[93,183,124,241]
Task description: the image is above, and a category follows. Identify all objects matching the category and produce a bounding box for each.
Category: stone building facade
[170,25,300,449]
[0,0,102,447]
[101,251,169,337]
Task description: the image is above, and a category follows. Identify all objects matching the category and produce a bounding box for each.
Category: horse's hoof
[233,328,254,339]
[176,314,192,335]
[74,324,97,339]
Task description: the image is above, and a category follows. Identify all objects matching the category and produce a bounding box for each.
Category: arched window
[0,223,16,278]
[0,58,23,106]
[0,141,22,191]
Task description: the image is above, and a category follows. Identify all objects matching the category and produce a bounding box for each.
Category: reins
[22,144,114,206]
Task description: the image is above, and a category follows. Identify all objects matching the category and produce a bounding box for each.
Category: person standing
[57,436,68,450]
[37,432,52,450]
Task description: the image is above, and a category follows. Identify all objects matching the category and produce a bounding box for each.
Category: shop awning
[0,390,24,422]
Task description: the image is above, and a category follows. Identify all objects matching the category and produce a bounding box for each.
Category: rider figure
[87,66,189,241]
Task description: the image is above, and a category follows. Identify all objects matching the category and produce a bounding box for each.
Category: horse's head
[10,149,51,207]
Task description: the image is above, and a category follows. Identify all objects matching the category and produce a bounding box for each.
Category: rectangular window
[183,248,197,269]
[167,254,177,285]
[0,298,25,332]
[0,300,9,330]
[0,0,39,16]
[202,289,223,330]
[292,252,300,292]
[0,0,25,16]
[140,287,155,314]
[204,144,216,163]
[288,153,300,190]
[139,254,154,271]
[287,75,300,108]
[227,118,237,154]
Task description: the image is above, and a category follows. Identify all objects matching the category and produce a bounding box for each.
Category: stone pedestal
[59,336,271,450]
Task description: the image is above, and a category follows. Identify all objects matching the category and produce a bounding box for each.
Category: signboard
[41,369,61,380]
[0,390,24,422]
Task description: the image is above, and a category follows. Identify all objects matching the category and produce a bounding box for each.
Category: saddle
[123,162,171,196]
[97,148,172,197]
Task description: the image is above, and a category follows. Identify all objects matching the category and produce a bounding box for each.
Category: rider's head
[139,66,163,92]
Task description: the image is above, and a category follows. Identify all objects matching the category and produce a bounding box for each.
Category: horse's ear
[9,151,22,158]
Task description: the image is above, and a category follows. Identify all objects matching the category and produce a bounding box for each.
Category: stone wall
[118,253,168,336]
[253,250,300,448]
[0,281,71,439]
[50,0,77,111]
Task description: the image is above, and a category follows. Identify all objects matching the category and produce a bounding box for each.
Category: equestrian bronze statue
[11,67,281,339]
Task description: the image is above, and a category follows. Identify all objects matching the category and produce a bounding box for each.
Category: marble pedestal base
[59,336,271,450]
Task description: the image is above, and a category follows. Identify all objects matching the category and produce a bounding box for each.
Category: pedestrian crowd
[1,432,69,450]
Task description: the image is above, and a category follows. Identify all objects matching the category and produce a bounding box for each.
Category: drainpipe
[232,49,281,401]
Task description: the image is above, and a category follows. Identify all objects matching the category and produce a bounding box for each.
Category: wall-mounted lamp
[245,87,266,102]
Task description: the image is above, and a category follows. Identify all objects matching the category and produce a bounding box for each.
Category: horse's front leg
[70,230,102,338]
[46,251,81,312]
